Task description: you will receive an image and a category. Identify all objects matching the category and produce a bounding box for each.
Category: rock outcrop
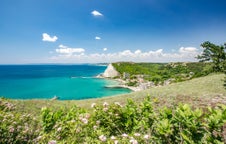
[102,63,120,78]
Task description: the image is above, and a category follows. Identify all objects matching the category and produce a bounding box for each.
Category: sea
[0,65,131,100]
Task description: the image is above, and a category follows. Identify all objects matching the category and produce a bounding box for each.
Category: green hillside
[112,62,213,85]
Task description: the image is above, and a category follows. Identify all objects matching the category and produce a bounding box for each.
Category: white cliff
[102,63,120,78]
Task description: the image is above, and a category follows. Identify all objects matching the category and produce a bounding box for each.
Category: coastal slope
[102,63,120,78]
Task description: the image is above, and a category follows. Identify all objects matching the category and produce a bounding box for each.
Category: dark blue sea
[0,65,131,100]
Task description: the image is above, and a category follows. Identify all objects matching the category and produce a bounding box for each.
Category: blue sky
[0,0,226,64]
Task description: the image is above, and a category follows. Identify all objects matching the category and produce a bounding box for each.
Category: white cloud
[179,47,198,53]
[59,44,67,49]
[42,33,58,42]
[91,10,103,17]
[95,36,101,40]
[55,45,85,56]
[134,50,141,54]
[56,48,85,54]
[49,47,200,63]
[178,47,199,58]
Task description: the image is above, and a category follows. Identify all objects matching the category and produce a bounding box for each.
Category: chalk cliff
[102,63,120,78]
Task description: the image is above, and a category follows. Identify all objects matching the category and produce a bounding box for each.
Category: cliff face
[102,64,120,78]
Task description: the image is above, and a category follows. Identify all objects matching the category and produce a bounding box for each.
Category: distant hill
[112,62,213,85]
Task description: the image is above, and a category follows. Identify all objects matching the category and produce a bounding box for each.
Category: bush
[1,97,226,143]
[0,98,40,143]
[38,97,226,143]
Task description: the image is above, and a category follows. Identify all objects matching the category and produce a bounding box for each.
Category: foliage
[0,98,40,143]
[1,97,226,143]
[197,41,226,72]
[112,62,213,85]
[126,81,138,86]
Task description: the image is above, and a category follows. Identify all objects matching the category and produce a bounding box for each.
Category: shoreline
[96,74,141,92]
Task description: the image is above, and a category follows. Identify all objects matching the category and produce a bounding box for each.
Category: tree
[196,41,226,72]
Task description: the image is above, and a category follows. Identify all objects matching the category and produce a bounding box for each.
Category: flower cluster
[79,113,90,124]
[0,98,15,111]
[0,99,40,143]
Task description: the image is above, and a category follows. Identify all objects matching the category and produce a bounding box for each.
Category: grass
[8,73,226,116]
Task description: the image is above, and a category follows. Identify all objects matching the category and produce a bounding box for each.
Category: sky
[0,0,226,64]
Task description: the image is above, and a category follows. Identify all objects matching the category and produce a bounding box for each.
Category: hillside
[112,62,213,87]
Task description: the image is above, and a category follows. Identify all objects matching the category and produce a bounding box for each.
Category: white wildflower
[99,135,107,142]
[122,133,128,137]
[85,113,90,119]
[81,118,88,124]
[114,140,119,144]
[91,103,96,108]
[130,139,138,144]
[57,127,62,132]
[111,136,117,140]
[134,133,141,137]
[143,134,150,139]
[103,107,108,112]
[103,102,109,107]
[48,140,57,144]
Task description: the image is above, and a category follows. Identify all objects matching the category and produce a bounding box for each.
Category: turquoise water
[0,65,131,100]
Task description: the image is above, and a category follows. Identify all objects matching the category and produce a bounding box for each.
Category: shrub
[0,98,40,143]
[1,97,226,143]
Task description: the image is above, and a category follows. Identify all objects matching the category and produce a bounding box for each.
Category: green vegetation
[197,41,226,72]
[1,74,226,143]
[196,41,226,88]
[1,96,226,143]
[111,41,226,87]
[112,62,213,85]
[0,98,40,143]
